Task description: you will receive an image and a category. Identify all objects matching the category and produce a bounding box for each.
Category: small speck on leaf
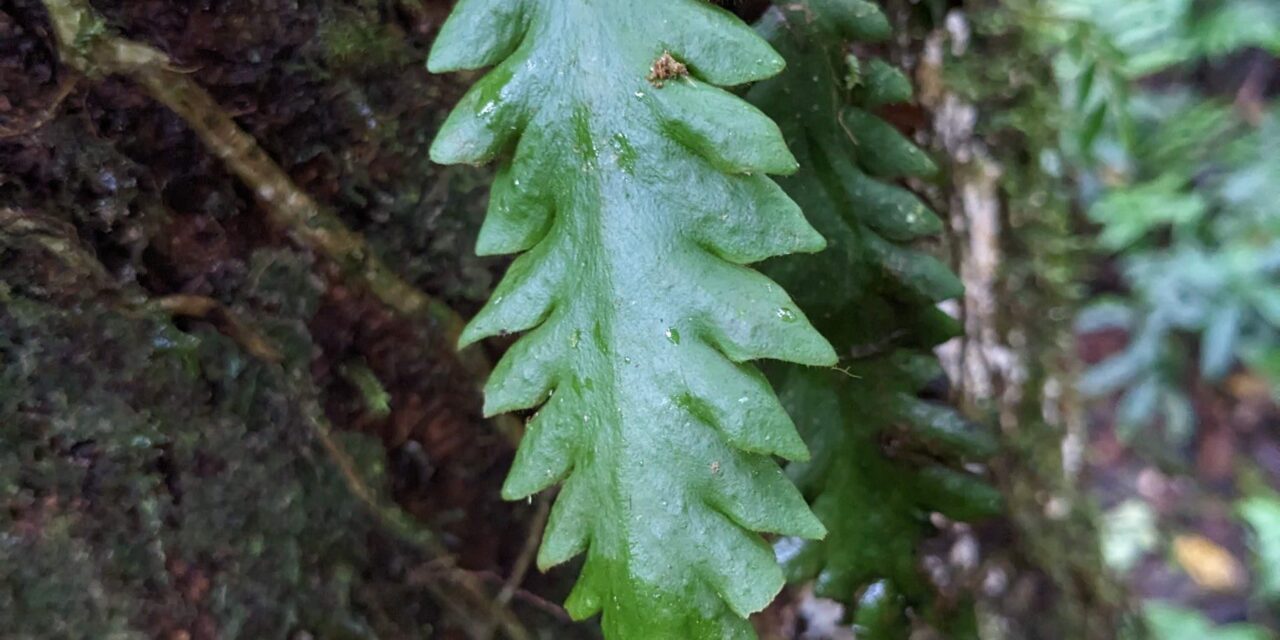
[647,51,688,88]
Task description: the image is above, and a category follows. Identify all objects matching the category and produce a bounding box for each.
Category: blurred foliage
[1031,0,1280,443]
[1240,492,1280,602]
[1044,0,1280,160]
[1142,601,1271,640]
[1100,499,1160,573]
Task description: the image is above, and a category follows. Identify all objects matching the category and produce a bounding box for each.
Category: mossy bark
[0,1,584,637]
[919,2,1135,637]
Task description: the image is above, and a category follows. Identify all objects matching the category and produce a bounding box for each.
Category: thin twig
[154,293,284,363]
[467,569,573,623]
[310,412,445,551]
[479,492,553,640]
[0,207,112,285]
[39,0,522,446]
[0,74,79,139]
[422,578,498,639]
[499,494,551,606]
[407,565,538,640]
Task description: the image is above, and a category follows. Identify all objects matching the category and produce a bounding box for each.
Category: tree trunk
[920,3,1134,637]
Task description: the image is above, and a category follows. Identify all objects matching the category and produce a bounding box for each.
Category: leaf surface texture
[430,1,838,637]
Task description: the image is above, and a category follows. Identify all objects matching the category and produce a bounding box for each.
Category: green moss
[319,9,411,73]
[0,239,409,638]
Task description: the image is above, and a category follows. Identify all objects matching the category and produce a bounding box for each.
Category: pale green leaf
[1144,602,1270,640]
[1239,494,1280,600]
[430,1,837,636]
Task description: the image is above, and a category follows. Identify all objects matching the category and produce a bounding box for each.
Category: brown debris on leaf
[647,51,687,88]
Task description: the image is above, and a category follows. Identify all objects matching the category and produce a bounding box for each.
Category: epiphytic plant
[749,2,1000,635]
[429,1,837,637]
[429,0,1001,637]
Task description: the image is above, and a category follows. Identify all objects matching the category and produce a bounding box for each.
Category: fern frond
[429,1,837,636]
[748,1,1000,631]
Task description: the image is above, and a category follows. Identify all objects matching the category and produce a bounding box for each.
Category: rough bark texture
[0,1,586,637]
[919,3,1135,638]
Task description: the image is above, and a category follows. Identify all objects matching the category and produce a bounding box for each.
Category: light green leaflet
[428,1,837,637]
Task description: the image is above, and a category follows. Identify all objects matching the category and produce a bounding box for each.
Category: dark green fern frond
[749,7,957,351]
[748,1,1001,632]
[429,1,838,637]
[775,357,1000,634]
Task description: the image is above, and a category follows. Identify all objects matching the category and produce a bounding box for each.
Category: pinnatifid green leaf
[429,1,837,637]
[775,360,1000,600]
[749,0,1000,628]
[750,5,959,352]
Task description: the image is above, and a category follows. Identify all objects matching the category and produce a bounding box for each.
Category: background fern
[1039,0,1280,443]
[748,2,1001,634]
